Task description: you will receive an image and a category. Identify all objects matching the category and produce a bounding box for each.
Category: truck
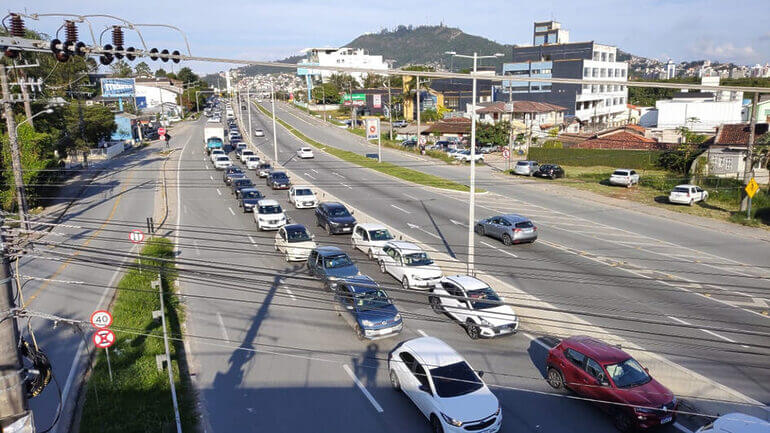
[204,125,225,154]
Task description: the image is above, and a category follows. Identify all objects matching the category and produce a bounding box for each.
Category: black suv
[533,164,565,179]
[266,171,291,189]
[315,202,357,235]
[223,166,245,184]
[231,177,255,197]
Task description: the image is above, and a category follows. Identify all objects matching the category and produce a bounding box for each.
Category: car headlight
[440,413,462,427]
[329,221,340,226]
[479,318,493,327]
[394,313,402,322]
[360,319,376,327]
[494,405,501,417]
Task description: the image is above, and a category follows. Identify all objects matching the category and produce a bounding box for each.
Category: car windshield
[324,254,353,269]
[369,229,394,241]
[516,161,528,166]
[605,358,651,388]
[248,156,260,162]
[258,204,282,214]
[295,189,313,196]
[466,287,502,310]
[228,167,243,174]
[613,170,629,176]
[272,173,288,179]
[673,187,690,193]
[216,157,229,162]
[353,289,391,311]
[515,221,534,229]
[286,227,311,242]
[302,148,311,152]
[242,150,254,155]
[235,180,253,187]
[328,207,350,217]
[430,362,483,398]
[242,190,262,199]
[403,252,433,266]
[260,164,272,169]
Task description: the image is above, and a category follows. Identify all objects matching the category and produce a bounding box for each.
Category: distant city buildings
[297,47,389,84]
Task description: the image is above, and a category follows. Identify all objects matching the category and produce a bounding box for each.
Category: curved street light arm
[132,23,192,56]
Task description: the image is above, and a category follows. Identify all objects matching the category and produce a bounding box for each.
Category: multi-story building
[666,59,677,79]
[498,21,629,130]
[297,47,389,84]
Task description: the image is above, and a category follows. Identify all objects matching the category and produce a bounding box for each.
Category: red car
[546,336,677,431]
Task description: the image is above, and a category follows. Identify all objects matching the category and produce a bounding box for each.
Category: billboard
[341,93,366,107]
[101,78,135,98]
[373,94,382,109]
[365,117,380,140]
[136,96,147,109]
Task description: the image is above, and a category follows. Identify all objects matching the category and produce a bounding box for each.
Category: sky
[6,0,770,74]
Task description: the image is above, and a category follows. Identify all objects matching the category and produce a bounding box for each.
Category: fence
[528,148,663,170]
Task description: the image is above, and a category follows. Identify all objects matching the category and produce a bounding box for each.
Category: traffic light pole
[740,92,759,213]
[1,65,30,230]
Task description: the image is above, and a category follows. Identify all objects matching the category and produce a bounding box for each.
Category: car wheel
[368,249,374,260]
[475,225,485,236]
[546,367,565,390]
[466,322,480,340]
[429,296,443,313]
[284,252,290,262]
[379,261,386,273]
[613,411,634,433]
[389,369,401,391]
[688,199,694,206]
[430,415,444,433]
[401,276,410,290]
[502,234,513,246]
[326,223,332,235]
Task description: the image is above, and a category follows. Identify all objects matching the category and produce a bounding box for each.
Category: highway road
[172,98,769,433]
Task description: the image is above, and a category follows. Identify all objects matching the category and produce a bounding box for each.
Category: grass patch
[517,165,770,228]
[79,237,197,433]
[345,127,481,165]
[256,104,473,192]
[528,147,663,170]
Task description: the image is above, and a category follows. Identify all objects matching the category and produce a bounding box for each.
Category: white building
[134,78,183,116]
[666,59,676,79]
[298,47,389,83]
[646,77,743,134]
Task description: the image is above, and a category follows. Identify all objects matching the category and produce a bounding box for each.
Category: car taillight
[514,228,521,233]
[533,226,538,231]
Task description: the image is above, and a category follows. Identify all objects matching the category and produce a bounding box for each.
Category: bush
[529,148,663,169]
[541,140,563,149]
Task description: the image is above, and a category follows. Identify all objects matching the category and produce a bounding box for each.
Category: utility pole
[270,81,278,164]
[0,220,31,431]
[247,86,252,137]
[507,83,514,171]
[740,92,759,212]
[416,75,420,145]
[387,76,393,141]
[1,65,30,229]
[15,68,34,129]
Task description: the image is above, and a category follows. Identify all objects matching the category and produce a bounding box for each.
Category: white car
[388,337,502,433]
[213,156,232,170]
[297,147,314,159]
[287,185,318,209]
[254,199,287,231]
[430,275,518,339]
[609,168,639,187]
[245,156,261,170]
[454,150,484,163]
[379,241,443,290]
[257,163,273,178]
[228,129,240,139]
[669,184,708,205]
[696,413,770,433]
[209,148,225,162]
[351,223,395,260]
[239,149,256,163]
[274,224,316,262]
[254,129,265,137]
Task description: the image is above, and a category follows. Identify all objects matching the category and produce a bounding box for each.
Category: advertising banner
[101,78,135,98]
[365,117,380,140]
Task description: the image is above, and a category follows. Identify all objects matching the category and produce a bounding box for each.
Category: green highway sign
[342,93,366,106]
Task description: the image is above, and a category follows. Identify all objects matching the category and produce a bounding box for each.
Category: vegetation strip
[79,238,197,433]
[256,104,473,192]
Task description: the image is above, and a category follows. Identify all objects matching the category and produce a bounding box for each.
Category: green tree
[62,104,117,162]
[311,82,340,104]
[110,60,132,78]
[155,68,167,77]
[176,67,199,84]
[328,73,360,91]
[363,73,385,88]
[421,108,441,122]
[134,62,152,77]
[0,120,59,210]
[476,122,510,146]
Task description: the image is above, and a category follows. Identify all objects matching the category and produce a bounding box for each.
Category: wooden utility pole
[1,65,30,229]
[740,92,759,212]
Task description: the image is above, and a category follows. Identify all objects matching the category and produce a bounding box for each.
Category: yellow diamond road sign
[745,177,759,198]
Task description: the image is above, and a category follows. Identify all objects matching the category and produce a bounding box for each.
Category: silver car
[513,160,539,176]
[475,214,538,245]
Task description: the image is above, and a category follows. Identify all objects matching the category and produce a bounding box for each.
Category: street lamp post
[270,80,278,164]
[247,86,252,139]
[446,51,504,275]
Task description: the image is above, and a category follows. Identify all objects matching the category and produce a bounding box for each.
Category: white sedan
[669,184,708,205]
[379,241,443,290]
[388,336,502,433]
[254,129,265,137]
[274,224,316,262]
[351,223,395,260]
[209,148,225,162]
[287,185,317,209]
[245,156,261,170]
[213,156,232,170]
[253,199,287,231]
[430,275,518,339]
[297,147,314,159]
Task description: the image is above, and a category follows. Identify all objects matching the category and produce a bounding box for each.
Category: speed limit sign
[419,136,426,145]
[90,310,113,328]
[502,148,510,159]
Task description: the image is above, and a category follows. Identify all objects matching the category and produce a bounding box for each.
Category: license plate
[522,228,533,233]
[661,416,672,424]
[342,227,351,232]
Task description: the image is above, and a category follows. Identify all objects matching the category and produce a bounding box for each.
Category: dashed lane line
[480,241,518,258]
[228,207,235,216]
[217,312,230,341]
[342,364,384,413]
[391,204,411,214]
[216,189,222,196]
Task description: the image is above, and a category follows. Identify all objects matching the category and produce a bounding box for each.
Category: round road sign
[158,127,166,136]
[502,148,510,159]
[93,329,116,349]
[419,136,426,145]
[369,125,376,134]
[90,310,113,328]
[159,135,167,141]
[129,229,145,244]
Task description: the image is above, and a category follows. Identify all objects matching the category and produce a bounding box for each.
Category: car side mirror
[643,367,649,373]
[477,370,485,378]
[351,210,355,215]
[418,384,431,394]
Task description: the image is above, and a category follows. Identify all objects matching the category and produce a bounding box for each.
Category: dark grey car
[475,214,538,245]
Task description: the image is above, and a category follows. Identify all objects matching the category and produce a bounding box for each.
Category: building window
[541,84,552,91]
[583,84,591,93]
[592,84,598,93]
[621,69,626,77]
[592,68,598,77]
[608,69,614,77]
[593,52,600,61]
[600,68,607,78]
[535,35,545,45]
[584,67,590,77]
[601,52,607,61]
[609,53,615,62]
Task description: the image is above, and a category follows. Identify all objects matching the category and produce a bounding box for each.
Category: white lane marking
[667,316,748,347]
[248,235,257,246]
[341,183,353,190]
[311,169,319,173]
[673,422,694,433]
[522,332,552,350]
[209,175,214,180]
[332,171,346,179]
[416,329,428,337]
[216,189,222,196]
[217,312,230,341]
[228,207,235,216]
[284,288,296,300]
[391,204,411,214]
[403,193,419,200]
[304,172,316,180]
[667,315,691,325]
[406,223,441,239]
[193,240,201,256]
[449,218,467,227]
[480,241,518,258]
[342,364,384,413]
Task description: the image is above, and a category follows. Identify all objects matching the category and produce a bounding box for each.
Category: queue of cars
[212,116,682,432]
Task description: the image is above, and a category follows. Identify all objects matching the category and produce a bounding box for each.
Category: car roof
[356,223,387,231]
[284,223,307,232]
[674,184,697,188]
[315,246,346,256]
[562,336,630,364]
[344,275,379,292]
[613,168,633,171]
[712,413,770,432]
[444,275,489,291]
[240,187,259,193]
[293,185,313,190]
[500,214,529,223]
[402,337,464,369]
[385,241,423,253]
[322,201,346,209]
[257,199,279,206]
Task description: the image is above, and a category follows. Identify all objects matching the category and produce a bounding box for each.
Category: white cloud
[690,41,760,64]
